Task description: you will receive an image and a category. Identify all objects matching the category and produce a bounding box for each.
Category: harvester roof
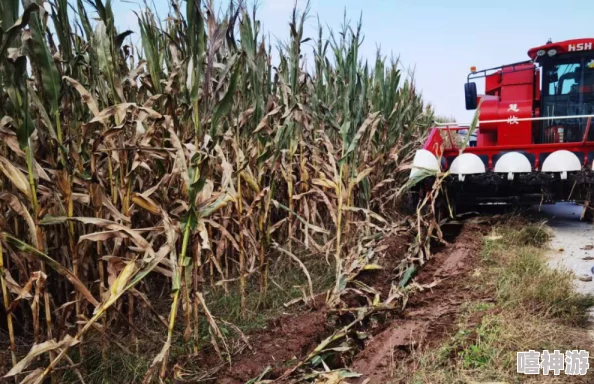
[528,38,594,60]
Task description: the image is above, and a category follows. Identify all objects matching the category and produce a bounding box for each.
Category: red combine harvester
[410,38,594,217]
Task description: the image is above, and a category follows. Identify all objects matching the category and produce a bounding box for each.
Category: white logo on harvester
[568,42,593,51]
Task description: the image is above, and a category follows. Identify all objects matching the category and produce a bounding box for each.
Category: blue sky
[111,0,594,122]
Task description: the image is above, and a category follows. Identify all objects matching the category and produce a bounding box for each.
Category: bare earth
[350,224,486,383]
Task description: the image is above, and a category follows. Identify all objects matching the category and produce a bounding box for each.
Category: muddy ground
[349,224,485,383]
[195,221,488,383]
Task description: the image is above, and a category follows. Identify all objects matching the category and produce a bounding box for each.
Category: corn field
[0,0,436,382]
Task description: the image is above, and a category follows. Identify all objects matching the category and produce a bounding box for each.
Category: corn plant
[0,0,436,382]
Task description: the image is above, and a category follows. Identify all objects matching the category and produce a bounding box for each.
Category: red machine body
[422,38,594,172]
[414,38,594,208]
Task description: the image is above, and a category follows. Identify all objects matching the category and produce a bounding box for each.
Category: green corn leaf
[5,55,35,149]
[188,176,206,207]
[181,208,198,233]
[94,20,116,98]
[198,193,234,218]
[88,0,115,33]
[186,0,205,60]
[50,0,72,62]
[339,120,351,152]
[94,20,111,76]
[0,0,20,76]
[0,0,19,29]
[339,111,380,164]
[27,82,57,140]
[138,10,163,93]
[76,0,93,40]
[186,0,205,102]
[399,266,417,288]
[23,0,61,116]
[0,3,37,58]
[460,99,483,154]
[115,30,133,50]
[211,62,241,135]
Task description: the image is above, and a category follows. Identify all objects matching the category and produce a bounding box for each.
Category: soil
[349,224,486,383]
[215,298,330,383]
[201,223,485,383]
[357,230,413,298]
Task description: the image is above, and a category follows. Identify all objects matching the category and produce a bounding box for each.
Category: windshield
[545,58,594,96]
[540,53,594,142]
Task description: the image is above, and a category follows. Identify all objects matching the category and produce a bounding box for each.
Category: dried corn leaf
[63,76,100,116]
[0,192,37,247]
[0,156,31,198]
[1,233,99,306]
[131,192,162,215]
[4,335,78,377]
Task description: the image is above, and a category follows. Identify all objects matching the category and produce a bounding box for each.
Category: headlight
[537,49,546,56]
[548,49,557,57]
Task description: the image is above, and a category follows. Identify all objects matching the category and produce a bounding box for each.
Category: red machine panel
[496,99,533,145]
[477,63,536,146]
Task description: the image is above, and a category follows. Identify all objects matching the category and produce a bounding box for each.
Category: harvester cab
[410,38,594,216]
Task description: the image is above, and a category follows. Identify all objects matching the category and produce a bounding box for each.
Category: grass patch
[66,346,153,384]
[206,253,335,332]
[404,218,594,383]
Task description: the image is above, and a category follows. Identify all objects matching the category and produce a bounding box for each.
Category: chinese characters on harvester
[517,350,590,375]
[507,103,519,125]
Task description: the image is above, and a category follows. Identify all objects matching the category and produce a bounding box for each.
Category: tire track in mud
[349,224,485,383]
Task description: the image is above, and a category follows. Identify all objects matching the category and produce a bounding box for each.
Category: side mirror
[464,82,478,110]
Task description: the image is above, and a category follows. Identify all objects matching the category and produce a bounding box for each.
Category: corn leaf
[4,336,78,377]
[0,192,37,247]
[0,156,31,198]
[63,76,100,116]
[211,62,241,135]
[0,233,99,306]
[24,1,61,116]
[0,3,38,58]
